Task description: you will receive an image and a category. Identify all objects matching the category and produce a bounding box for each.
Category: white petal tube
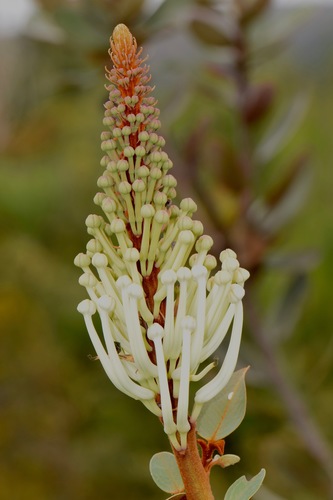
[147,324,178,448]
[78,299,155,402]
[127,284,158,378]
[199,303,236,363]
[171,267,191,359]
[190,265,208,371]
[177,316,196,449]
[160,270,177,360]
[192,301,243,416]
[206,275,231,338]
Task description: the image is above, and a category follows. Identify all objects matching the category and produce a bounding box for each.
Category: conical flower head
[75,25,249,450]
[108,24,153,102]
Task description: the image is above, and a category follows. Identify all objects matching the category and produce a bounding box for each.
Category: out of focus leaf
[248,162,312,235]
[255,95,308,166]
[241,84,275,124]
[52,7,105,49]
[196,368,248,441]
[265,153,309,208]
[190,19,230,46]
[224,469,266,500]
[254,483,287,500]
[190,7,239,46]
[24,11,66,43]
[249,9,310,66]
[205,183,240,227]
[145,0,192,30]
[149,452,184,494]
[110,0,145,23]
[266,250,320,272]
[265,273,309,344]
[240,0,271,26]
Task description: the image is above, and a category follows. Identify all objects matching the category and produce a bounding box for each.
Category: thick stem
[171,423,214,500]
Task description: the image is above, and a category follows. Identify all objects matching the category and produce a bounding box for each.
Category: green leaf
[224,469,266,500]
[266,250,319,273]
[145,0,192,30]
[197,367,248,440]
[265,154,309,209]
[149,452,184,494]
[240,0,270,26]
[257,164,312,235]
[256,95,307,166]
[264,273,309,345]
[189,6,239,46]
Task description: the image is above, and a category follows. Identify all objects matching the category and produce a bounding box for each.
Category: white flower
[76,245,249,450]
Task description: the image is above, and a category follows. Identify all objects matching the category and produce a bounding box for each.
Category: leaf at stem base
[150,451,185,494]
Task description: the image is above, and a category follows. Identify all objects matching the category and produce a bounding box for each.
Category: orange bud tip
[112,24,133,50]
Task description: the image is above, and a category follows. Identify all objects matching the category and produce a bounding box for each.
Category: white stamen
[125,283,158,379]
[200,303,236,363]
[91,253,125,322]
[160,230,194,273]
[147,324,178,446]
[160,269,177,360]
[147,210,169,275]
[177,316,196,449]
[171,268,191,360]
[78,299,157,404]
[190,361,216,382]
[79,272,105,301]
[206,271,232,337]
[140,204,155,276]
[192,301,244,414]
[190,265,208,371]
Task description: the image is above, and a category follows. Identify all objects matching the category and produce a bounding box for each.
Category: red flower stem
[171,423,214,500]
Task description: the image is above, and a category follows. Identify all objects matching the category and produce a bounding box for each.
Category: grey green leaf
[149,451,184,494]
[212,454,240,468]
[224,469,266,500]
[256,95,307,165]
[196,367,248,440]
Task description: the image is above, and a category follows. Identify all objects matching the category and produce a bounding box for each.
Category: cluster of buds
[75,24,249,451]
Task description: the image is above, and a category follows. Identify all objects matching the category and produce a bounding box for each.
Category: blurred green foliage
[1,1,333,499]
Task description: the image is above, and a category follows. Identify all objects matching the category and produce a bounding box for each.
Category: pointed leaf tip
[224,469,266,500]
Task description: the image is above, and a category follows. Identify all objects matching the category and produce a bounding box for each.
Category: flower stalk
[173,424,214,500]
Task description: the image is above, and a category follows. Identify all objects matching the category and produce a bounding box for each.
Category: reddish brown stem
[171,424,214,500]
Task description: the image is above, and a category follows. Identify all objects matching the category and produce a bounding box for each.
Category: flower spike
[76,24,249,454]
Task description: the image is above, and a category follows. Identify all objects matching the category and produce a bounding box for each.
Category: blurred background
[1,0,333,498]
